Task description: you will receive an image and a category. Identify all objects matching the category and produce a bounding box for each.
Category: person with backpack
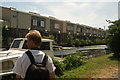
[13,30,56,80]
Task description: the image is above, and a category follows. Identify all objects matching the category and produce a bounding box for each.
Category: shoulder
[46,55,53,63]
[17,51,29,63]
[30,50,45,55]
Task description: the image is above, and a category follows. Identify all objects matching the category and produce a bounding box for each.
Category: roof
[14,38,53,42]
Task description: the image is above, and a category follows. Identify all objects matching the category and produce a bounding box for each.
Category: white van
[0,38,54,76]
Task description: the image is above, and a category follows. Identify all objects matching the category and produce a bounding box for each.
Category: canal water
[53,45,109,58]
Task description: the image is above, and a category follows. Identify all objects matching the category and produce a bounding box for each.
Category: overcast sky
[1,1,119,29]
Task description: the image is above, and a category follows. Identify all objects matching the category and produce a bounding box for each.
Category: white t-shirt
[13,50,56,78]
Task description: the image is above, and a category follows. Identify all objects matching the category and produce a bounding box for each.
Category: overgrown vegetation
[59,35,106,47]
[3,53,118,79]
[43,35,58,45]
[63,54,85,70]
[53,59,65,77]
[107,19,120,58]
[53,53,86,77]
[59,53,118,78]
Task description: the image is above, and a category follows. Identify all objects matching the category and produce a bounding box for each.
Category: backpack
[24,50,49,80]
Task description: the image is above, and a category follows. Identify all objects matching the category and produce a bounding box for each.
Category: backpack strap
[25,50,35,64]
[42,53,48,66]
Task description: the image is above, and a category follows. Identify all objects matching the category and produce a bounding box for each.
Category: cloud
[38,2,117,28]
[1,0,119,2]
[2,2,118,29]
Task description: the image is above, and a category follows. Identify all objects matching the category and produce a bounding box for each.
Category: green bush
[62,35,74,46]
[53,59,65,77]
[53,53,86,77]
[73,39,81,47]
[63,54,84,70]
[107,20,120,57]
[43,35,57,45]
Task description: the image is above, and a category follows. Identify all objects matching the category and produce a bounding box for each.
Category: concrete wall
[17,12,31,29]
[46,18,50,31]
[74,24,77,34]
[2,7,11,22]
[10,10,31,29]
[62,22,67,33]
[11,10,17,28]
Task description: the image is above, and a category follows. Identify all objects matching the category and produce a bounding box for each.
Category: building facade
[1,6,107,48]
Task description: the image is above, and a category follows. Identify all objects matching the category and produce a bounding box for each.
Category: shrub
[53,59,65,77]
[107,19,120,57]
[63,54,84,70]
[73,39,81,47]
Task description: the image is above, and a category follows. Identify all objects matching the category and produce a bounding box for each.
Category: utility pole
[104,26,105,30]
[16,11,19,38]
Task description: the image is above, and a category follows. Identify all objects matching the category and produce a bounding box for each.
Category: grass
[58,53,119,78]
[3,53,119,80]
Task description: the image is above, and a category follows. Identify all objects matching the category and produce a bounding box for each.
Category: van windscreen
[22,40,50,50]
[11,40,22,48]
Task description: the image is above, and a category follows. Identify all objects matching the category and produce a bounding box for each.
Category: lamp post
[45,29,48,36]
[58,30,61,34]
[5,25,9,31]
[69,32,71,35]
[4,25,9,50]
[58,30,61,44]
[77,33,79,38]
[28,28,31,31]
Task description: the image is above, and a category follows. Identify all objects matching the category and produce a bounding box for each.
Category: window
[40,42,50,50]
[86,28,90,33]
[67,25,73,31]
[33,19,37,26]
[77,27,80,32]
[55,23,60,29]
[71,26,74,30]
[22,40,28,49]
[67,26,70,30]
[86,29,89,33]
[41,21,45,27]
[11,40,22,48]
[22,40,50,50]
[81,28,83,32]
[93,30,96,34]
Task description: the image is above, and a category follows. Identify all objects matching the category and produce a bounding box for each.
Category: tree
[107,19,120,57]
[63,35,74,47]
[73,38,81,47]
[43,35,57,45]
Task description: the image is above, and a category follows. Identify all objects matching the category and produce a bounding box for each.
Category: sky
[1,0,119,29]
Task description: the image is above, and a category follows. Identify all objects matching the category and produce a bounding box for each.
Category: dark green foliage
[73,39,81,47]
[63,54,84,70]
[53,59,65,77]
[107,19,120,57]
[62,35,74,47]
[53,53,86,76]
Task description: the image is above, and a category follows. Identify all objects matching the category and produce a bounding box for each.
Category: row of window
[54,23,60,29]
[32,19,45,27]
[32,19,61,29]
[77,27,83,32]
[32,19,105,35]
[67,25,74,31]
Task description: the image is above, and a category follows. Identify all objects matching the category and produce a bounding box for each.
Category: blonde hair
[25,30,42,46]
